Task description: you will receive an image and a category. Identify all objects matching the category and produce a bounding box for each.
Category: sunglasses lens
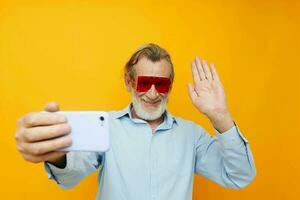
[136,76,171,94]
[136,76,152,92]
[154,77,171,93]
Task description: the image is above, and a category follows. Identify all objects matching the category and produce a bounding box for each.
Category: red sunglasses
[136,76,172,94]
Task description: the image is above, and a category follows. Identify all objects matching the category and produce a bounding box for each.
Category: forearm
[217,127,256,188]
[44,152,102,189]
[195,125,256,189]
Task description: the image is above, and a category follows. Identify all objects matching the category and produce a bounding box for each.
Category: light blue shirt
[45,105,256,200]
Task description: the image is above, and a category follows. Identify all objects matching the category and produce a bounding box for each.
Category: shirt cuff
[44,152,74,184]
[215,123,249,149]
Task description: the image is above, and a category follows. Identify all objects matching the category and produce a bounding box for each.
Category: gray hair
[125,43,174,81]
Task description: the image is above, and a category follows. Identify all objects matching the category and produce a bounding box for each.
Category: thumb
[187,83,197,102]
[44,102,60,112]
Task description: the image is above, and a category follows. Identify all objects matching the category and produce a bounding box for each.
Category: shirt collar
[114,104,177,126]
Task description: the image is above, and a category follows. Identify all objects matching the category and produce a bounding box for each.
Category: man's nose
[146,84,159,99]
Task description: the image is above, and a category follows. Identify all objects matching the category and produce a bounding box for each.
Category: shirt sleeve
[44,151,104,189]
[194,123,256,189]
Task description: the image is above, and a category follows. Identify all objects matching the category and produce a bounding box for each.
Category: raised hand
[188,57,234,132]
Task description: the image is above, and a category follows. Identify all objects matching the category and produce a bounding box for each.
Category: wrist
[207,111,235,133]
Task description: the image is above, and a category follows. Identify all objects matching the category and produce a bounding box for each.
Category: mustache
[142,95,164,102]
[142,99,161,104]
[141,97,163,104]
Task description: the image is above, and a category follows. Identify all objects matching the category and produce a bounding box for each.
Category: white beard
[132,94,168,121]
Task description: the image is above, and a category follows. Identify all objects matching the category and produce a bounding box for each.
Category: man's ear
[124,73,132,92]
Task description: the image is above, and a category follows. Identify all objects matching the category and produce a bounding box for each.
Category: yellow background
[1,0,299,199]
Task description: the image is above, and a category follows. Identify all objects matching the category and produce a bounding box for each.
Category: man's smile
[141,99,161,108]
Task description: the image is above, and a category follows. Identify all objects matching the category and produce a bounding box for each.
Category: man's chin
[132,95,168,121]
[133,103,165,121]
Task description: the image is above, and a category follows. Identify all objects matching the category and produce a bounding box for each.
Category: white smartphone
[56,111,110,152]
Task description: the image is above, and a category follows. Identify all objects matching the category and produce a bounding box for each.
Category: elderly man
[15,43,256,200]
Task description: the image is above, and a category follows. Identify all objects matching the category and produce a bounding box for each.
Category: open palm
[188,57,228,117]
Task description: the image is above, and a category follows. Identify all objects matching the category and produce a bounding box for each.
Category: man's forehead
[134,57,171,77]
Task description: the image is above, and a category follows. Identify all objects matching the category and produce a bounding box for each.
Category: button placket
[150,131,158,200]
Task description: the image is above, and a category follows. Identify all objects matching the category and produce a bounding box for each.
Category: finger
[192,60,201,84]
[22,151,67,163]
[210,63,220,82]
[44,102,60,112]
[23,112,67,128]
[202,60,213,81]
[23,123,71,142]
[195,57,206,80]
[187,83,197,102]
[24,135,72,155]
